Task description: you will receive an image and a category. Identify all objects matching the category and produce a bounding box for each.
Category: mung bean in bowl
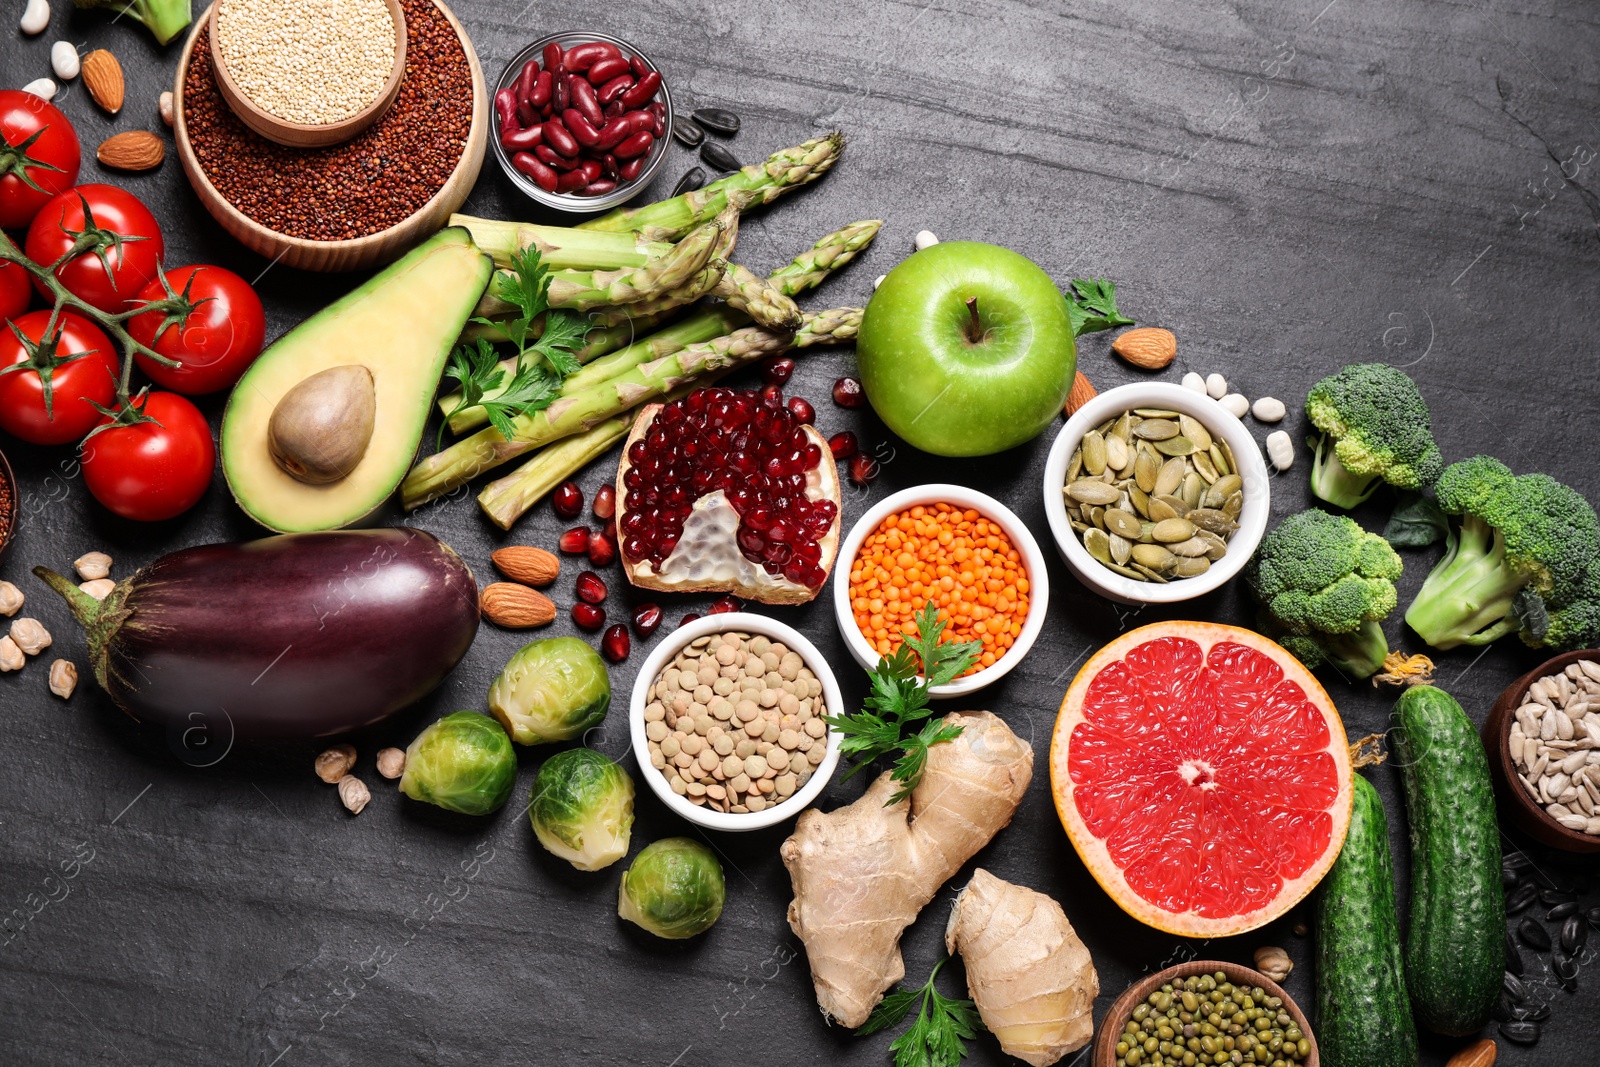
[1043,383,1269,605]
[629,612,843,832]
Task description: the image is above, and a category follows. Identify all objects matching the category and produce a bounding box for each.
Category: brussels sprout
[617,837,725,939]
[398,711,517,815]
[488,636,611,746]
[528,749,635,871]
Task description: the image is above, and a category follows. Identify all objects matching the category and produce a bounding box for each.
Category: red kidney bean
[587,55,632,86]
[542,42,563,70]
[647,100,667,121]
[596,73,634,105]
[603,99,625,120]
[646,109,664,137]
[541,118,580,157]
[614,131,654,159]
[552,69,570,112]
[495,87,516,128]
[501,122,544,151]
[593,109,650,150]
[630,54,650,79]
[529,69,553,108]
[600,153,619,181]
[562,108,601,147]
[516,60,539,102]
[563,41,620,73]
[516,98,537,126]
[578,178,618,197]
[570,78,605,127]
[557,159,601,192]
[619,154,646,181]
[512,151,560,192]
[540,100,554,120]
[533,144,577,170]
[619,71,661,111]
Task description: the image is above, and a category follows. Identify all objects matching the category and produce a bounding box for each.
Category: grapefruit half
[1051,621,1353,937]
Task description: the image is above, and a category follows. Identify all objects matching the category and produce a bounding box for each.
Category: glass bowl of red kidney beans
[492,31,673,212]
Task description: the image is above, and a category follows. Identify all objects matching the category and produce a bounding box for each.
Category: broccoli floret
[1245,508,1404,678]
[1305,363,1445,509]
[74,0,192,45]
[1404,456,1600,651]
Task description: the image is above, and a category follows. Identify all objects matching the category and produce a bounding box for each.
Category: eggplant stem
[33,566,103,626]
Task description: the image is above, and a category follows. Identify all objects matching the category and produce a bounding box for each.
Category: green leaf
[859,958,981,1067]
[1065,277,1135,337]
[857,987,920,1037]
[887,719,966,805]
[1382,492,1449,548]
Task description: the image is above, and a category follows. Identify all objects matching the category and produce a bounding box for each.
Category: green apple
[856,241,1076,457]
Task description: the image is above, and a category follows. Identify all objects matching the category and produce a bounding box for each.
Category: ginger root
[780,710,1033,1028]
[945,869,1098,1066]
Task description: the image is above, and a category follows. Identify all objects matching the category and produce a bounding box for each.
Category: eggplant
[35,528,479,740]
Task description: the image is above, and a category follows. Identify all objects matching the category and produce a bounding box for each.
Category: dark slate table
[3,1,1598,1063]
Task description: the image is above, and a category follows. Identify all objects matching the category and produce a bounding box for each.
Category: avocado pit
[268,364,377,485]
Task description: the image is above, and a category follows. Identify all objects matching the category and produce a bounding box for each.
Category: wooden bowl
[1092,960,1318,1067]
[172,0,487,273]
[1483,649,1600,853]
[0,446,15,561]
[207,0,406,147]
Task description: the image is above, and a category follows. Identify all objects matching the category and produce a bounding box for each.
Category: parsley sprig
[825,602,982,805]
[438,247,589,444]
[1064,277,1134,337]
[857,957,982,1067]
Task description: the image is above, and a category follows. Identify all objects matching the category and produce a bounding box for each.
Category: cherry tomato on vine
[0,89,81,231]
[130,265,267,394]
[0,309,119,446]
[0,258,30,322]
[82,391,215,521]
[25,184,164,314]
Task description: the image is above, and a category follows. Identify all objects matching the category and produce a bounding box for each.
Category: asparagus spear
[402,309,863,510]
[577,134,845,238]
[442,220,882,434]
[448,215,672,270]
[712,264,802,330]
[475,411,635,531]
[544,219,722,311]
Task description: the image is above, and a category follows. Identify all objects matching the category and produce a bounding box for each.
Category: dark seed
[1518,917,1552,951]
[1522,1001,1551,1021]
[1503,971,1528,1002]
[1562,914,1588,954]
[700,141,742,172]
[1502,867,1520,889]
[1504,852,1534,871]
[1553,953,1578,990]
[671,167,706,197]
[1588,906,1600,930]
[1539,885,1578,905]
[1507,881,1540,914]
[671,118,704,147]
[1549,900,1580,921]
[1500,1020,1541,1045]
[1492,992,1516,1022]
[690,107,740,135]
[1505,932,1525,976]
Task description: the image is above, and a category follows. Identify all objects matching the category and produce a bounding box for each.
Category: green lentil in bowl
[1114,971,1309,1067]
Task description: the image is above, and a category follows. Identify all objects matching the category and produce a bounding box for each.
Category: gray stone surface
[2,0,1598,1063]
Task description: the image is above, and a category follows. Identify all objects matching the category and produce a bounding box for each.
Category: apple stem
[964,296,983,343]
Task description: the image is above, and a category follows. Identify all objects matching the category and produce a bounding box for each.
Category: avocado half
[222,228,494,532]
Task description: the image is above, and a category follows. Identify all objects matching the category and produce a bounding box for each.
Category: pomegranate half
[615,387,842,605]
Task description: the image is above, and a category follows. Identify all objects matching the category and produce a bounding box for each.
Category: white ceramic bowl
[628,612,843,832]
[1042,382,1270,605]
[831,484,1050,698]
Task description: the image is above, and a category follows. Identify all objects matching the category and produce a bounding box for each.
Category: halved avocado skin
[221,228,493,532]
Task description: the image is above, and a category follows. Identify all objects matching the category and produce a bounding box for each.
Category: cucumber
[1315,774,1417,1067]
[1391,684,1504,1036]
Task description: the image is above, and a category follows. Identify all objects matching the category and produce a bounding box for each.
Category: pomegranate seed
[677,613,701,629]
[849,452,879,487]
[575,571,607,604]
[601,624,631,663]
[558,527,592,554]
[786,396,815,424]
[587,534,617,566]
[708,595,742,615]
[552,481,583,518]
[592,483,616,519]
[571,602,606,630]
[632,602,662,637]
[760,383,784,405]
[762,356,796,386]
[833,376,864,407]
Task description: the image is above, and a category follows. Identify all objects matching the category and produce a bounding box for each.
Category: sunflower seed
[672,118,705,147]
[700,142,742,171]
[672,167,707,196]
[691,107,741,135]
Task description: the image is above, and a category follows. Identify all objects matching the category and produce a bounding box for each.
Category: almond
[81,49,124,114]
[491,545,560,587]
[1111,327,1178,370]
[479,582,556,628]
[97,130,164,172]
[1064,370,1097,415]
[1445,1039,1496,1067]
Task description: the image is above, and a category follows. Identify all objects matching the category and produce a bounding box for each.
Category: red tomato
[0,90,81,230]
[82,391,215,521]
[0,309,118,445]
[0,258,30,322]
[130,265,267,394]
[25,184,164,314]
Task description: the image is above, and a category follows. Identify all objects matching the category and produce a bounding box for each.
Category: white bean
[1180,372,1207,394]
[50,40,78,79]
[1219,393,1249,418]
[1266,430,1294,471]
[1251,396,1286,422]
[1205,373,1228,399]
[21,78,57,101]
[914,230,939,251]
[20,0,49,35]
